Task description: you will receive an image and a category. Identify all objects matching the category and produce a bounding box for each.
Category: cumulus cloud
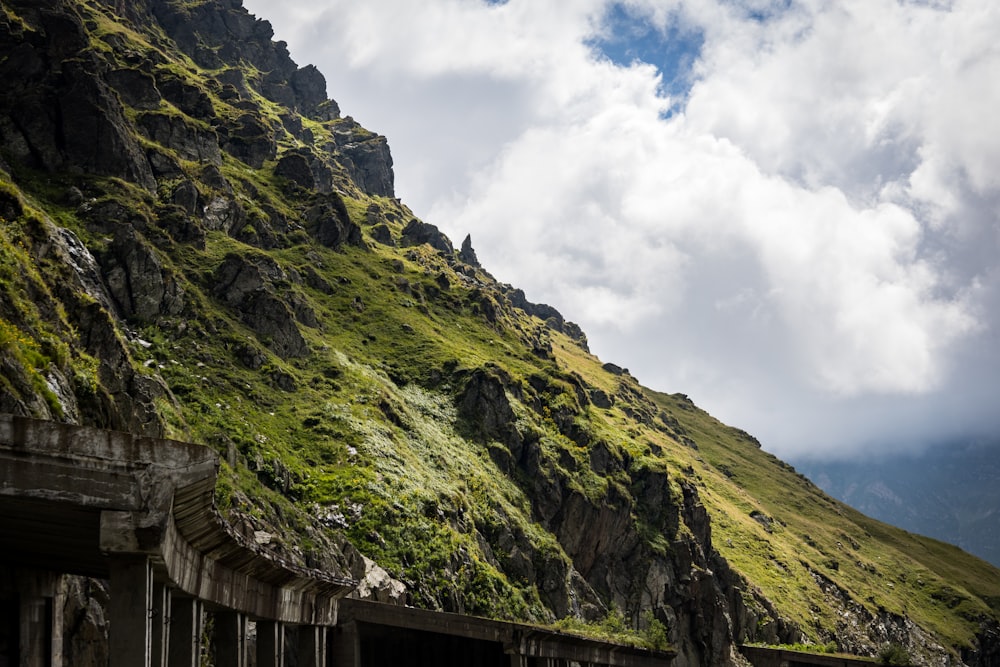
[244,0,1000,460]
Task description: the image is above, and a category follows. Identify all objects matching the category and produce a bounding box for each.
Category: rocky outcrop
[0,1,156,190]
[305,194,364,249]
[212,253,309,358]
[401,218,454,253]
[504,287,590,350]
[339,135,395,197]
[101,224,185,323]
[460,234,481,267]
[219,112,277,168]
[327,119,395,196]
[455,362,745,667]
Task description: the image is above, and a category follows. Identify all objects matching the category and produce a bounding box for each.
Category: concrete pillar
[108,556,153,667]
[256,620,285,667]
[213,611,248,667]
[16,570,64,667]
[329,621,359,667]
[167,597,203,667]
[151,584,171,667]
[296,626,326,667]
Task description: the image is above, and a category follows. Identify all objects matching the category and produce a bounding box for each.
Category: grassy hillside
[1,1,998,665]
[644,389,1000,657]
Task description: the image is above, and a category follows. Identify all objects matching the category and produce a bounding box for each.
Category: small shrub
[878,643,910,666]
[641,610,669,650]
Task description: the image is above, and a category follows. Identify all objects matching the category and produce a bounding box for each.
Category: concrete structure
[0,415,675,666]
[0,414,353,666]
[740,646,877,667]
[335,598,674,667]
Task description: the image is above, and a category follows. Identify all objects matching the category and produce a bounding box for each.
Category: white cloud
[244,0,1000,460]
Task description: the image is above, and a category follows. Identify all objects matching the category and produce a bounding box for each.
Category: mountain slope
[0,1,998,666]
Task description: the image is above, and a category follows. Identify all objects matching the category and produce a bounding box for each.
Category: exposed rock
[590,388,614,409]
[0,12,156,190]
[370,224,395,246]
[289,64,331,118]
[170,180,201,216]
[602,362,628,376]
[106,68,161,110]
[339,135,395,197]
[202,196,246,235]
[212,253,308,358]
[401,218,453,253]
[100,224,185,322]
[219,112,276,168]
[275,151,315,189]
[156,72,215,120]
[458,367,518,448]
[305,194,363,249]
[62,577,110,667]
[351,556,407,605]
[136,111,222,164]
[460,234,480,267]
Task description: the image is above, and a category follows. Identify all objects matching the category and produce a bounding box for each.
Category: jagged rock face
[339,135,395,197]
[457,367,743,667]
[401,218,454,254]
[212,254,310,358]
[0,2,156,190]
[102,225,185,322]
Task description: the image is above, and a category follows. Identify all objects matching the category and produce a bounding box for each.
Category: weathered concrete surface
[337,598,676,667]
[0,414,354,625]
[740,646,877,667]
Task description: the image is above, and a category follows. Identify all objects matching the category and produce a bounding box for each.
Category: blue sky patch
[588,3,704,101]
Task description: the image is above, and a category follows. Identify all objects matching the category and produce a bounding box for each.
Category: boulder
[274,152,315,189]
[305,194,363,249]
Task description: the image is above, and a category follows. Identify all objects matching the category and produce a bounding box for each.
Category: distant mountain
[794,443,1000,568]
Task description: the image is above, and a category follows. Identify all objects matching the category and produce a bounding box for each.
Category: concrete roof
[0,414,355,625]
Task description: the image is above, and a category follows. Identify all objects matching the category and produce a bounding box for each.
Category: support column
[108,556,153,667]
[16,570,64,667]
[213,611,248,667]
[296,626,326,667]
[151,584,171,667]
[255,620,285,667]
[167,597,202,667]
[329,621,360,667]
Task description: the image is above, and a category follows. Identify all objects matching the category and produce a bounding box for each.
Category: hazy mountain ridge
[796,444,1000,568]
[0,1,998,666]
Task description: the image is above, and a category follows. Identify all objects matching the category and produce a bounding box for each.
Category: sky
[241,0,1000,462]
